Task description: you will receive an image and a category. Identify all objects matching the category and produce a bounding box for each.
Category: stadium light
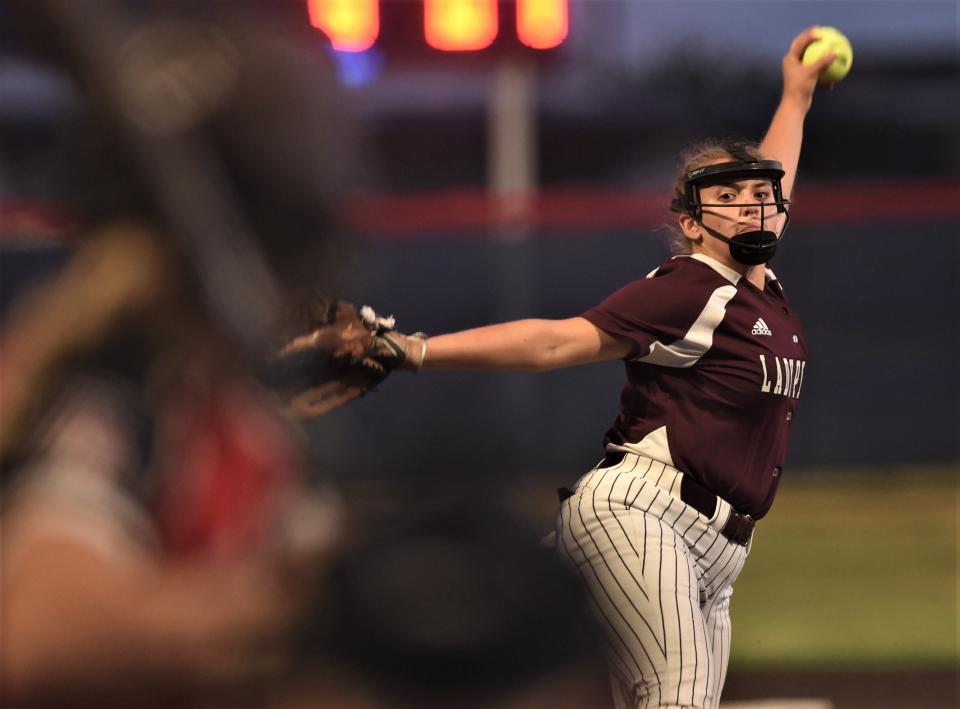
[424,0,498,52]
[307,0,569,55]
[516,0,568,50]
[307,0,380,52]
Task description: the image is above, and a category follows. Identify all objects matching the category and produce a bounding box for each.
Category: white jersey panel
[634,285,737,368]
[613,425,675,467]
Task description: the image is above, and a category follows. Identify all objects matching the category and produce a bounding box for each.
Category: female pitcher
[367,28,834,709]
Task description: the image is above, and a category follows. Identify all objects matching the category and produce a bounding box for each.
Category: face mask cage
[670,159,791,224]
[669,154,793,265]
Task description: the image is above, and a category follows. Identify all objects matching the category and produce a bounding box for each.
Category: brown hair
[665,139,763,255]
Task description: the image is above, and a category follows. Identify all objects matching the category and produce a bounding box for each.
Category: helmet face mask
[670,155,792,266]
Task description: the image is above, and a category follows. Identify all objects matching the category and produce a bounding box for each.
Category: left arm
[760,27,836,199]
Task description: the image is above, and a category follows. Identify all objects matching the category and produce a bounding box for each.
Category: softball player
[376,29,832,709]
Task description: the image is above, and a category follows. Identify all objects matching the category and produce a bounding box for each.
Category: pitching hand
[783,27,836,104]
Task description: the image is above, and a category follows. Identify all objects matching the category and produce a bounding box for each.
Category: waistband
[559,450,754,547]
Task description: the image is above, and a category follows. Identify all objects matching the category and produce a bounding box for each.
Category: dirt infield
[723,668,958,708]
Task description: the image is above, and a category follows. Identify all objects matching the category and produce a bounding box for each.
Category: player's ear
[678,215,702,244]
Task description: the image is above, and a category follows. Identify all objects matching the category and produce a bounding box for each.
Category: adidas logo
[751,318,772,336]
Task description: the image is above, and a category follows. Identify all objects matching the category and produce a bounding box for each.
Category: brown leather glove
[266,300,389,419]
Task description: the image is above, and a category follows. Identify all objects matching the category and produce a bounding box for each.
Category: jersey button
[772,466,781,477]
[786,411,793,421]
[792,335,799,343]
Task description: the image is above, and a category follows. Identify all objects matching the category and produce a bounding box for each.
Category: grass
[728,466,959,669]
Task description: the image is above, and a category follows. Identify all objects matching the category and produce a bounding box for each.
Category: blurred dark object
[8,0,355,356]
[0,1,358,705]
[1,0,361,471]
[288,493,608,707]
[266,298,394,420]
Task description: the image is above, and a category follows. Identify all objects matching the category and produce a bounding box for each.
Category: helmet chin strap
[696,221,780,266]
[692,208,790,267]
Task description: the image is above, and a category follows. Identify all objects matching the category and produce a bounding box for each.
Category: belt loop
[709,496,732,533]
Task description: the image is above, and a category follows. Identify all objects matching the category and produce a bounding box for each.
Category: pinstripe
[689,521,712,551]
[629,473,649,506]
[639,477,660,577]
[664,496,688,529]
[661,498,680,528]
[623,476,636,512]
[680,509,700,537]
[711,547,745,596]
[703,586,733,704]
[641,510,648,579]
[587,480,664,651]
[609,480,652,602]
[709,592,723,704]
[689,562,706,706]
[641,511,663,709]
[707,590,722,707]
[641,487,662,514]
[582,574,643,688]
[702,541,735,581]
[575,487,666,661]
[653,462,667,486]
[714,609,724,703]
[693,531,725,568]
[556,454,751,709]
[584,587,635,683]
[657,496,676,524]
[662,513,705,708]
[560,503,646,682]
[655,514,667,660]
[679,505,701,536]
[597,473,651,602]
[559,498,646,681]
[673,528,684,705]
[686,559,706,706]
[718,602,730,700]
[704,612,715,708]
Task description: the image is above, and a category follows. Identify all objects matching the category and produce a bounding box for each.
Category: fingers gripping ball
[802,26,853,83]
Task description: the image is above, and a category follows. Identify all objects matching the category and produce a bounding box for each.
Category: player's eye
[754,190,770,201]
[717,191,736,202]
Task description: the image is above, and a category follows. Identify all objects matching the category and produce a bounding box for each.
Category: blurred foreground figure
[275,496,612,709]
[0,1,362,704]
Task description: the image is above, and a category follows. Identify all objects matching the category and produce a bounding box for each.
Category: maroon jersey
[582,253,807,519]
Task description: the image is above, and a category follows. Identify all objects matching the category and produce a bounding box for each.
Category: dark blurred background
[302,0,959,479]
[1,1,957,700]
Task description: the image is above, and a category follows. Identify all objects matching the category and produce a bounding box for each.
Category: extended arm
[419,317,631,372]
[760,27,835,199]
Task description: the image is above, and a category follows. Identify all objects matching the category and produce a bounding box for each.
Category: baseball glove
[266,298,406,419]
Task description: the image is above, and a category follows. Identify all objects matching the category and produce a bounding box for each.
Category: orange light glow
[424,0,498,52]
[307,0,379,52]
[516,0,568,49]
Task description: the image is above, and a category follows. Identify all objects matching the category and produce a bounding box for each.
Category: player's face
[687,178,785,268]
[698,179,777,236]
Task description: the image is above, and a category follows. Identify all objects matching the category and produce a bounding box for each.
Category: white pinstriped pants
[555,453,751,709]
